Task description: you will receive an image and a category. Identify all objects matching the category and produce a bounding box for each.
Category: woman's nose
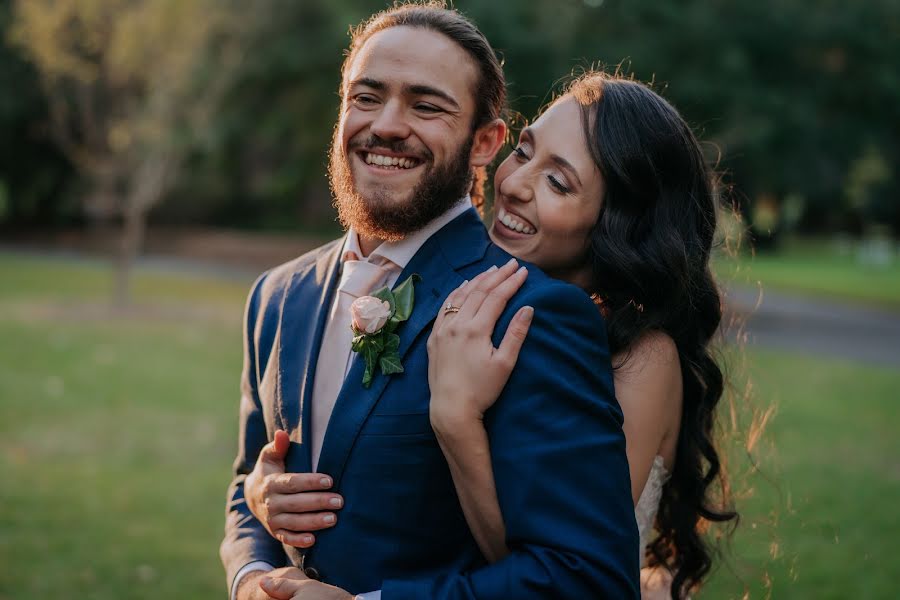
[498,166,534,204]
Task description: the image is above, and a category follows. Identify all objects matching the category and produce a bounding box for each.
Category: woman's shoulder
[613,331,683,423]
[615,330,681,381]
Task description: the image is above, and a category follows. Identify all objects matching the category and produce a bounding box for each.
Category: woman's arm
[614,331,683,504]
[428,264,682,563]
[431,412,509,562]
[427,261,530,562]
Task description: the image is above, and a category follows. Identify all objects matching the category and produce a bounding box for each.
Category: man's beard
[329,131,474,241]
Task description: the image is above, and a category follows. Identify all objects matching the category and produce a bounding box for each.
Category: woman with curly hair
[427,71,737,599]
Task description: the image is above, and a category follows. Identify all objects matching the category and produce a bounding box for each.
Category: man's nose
[369,100,410,140]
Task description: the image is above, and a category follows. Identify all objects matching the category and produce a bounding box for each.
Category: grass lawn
[701,350,898,599]
[714,237,900,311]
[1,252,897,599]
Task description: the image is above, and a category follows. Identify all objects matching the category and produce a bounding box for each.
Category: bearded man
[220,4,638,599]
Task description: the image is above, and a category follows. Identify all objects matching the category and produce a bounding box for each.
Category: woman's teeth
[498,207,535,235]
[363,152,418,169]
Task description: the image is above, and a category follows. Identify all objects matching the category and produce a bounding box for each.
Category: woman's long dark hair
[565,72,737,598]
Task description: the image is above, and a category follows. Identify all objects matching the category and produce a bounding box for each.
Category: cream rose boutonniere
[350,273,421,388]
[350,296,392,334]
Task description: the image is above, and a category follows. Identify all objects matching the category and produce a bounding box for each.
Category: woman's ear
[469,118,507,167]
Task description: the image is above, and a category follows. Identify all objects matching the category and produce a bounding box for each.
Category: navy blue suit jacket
[220,209,639,598]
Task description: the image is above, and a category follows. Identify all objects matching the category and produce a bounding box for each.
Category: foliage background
[2,0,898,236]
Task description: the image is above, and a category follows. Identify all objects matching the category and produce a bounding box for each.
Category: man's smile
[362,151,421,169]
[354,150,425,175]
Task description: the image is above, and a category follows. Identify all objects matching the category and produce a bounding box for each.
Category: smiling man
[220,3,638,600]
[329,21,498,258]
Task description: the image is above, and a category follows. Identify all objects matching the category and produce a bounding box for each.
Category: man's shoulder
[251,238,343,296]
[244,238,344,306]
[481,243,593,309]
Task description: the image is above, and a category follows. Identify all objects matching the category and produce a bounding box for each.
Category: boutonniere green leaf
[350,273,422,388]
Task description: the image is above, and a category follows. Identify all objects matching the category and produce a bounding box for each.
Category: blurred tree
[2,0,898,241]
[169,0,353,233]
[845,145,893,228]
[477,0,900,237]
[8,0,250,305]
[0,3,72,229]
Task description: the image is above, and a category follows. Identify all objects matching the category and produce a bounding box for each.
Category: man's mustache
[348,135,433,162]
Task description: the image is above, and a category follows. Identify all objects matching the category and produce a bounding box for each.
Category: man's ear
[469,118,507,167]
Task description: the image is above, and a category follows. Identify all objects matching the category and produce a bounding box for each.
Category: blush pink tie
[309,252,397,470]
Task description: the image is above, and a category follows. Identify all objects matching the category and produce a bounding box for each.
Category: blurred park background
[1,0,898,598]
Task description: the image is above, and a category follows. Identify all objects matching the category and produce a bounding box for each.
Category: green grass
[715,237,900,311]
[701,351,899,599]
[0,254,250,599]
[1,252,898,599]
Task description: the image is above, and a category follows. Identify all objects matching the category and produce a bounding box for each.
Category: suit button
[304,566,321,580]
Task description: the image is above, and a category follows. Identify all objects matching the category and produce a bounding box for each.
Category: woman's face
[489,96,605,288]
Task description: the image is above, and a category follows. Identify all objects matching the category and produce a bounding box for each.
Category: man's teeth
[363,152,417,169]
[498,207,535,235]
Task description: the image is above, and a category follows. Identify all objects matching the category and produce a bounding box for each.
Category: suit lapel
[279,238,344,474]
[316,209,489,485]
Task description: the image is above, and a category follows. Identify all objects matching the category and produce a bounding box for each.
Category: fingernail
[460,279,468,288]
[506,257,517,267]
[488,265,499,272]
[261,576,271,586]
[517,266,527,275]
[323,514,336,524]
[303,535,313,544]
[320,477,331,487]
[329,497,343,508]
[520,306,534,322]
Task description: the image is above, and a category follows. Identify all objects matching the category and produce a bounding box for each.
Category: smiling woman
[490,96,605,290]
[428,71,739,599]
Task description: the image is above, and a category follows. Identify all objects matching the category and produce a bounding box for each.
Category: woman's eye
[513,146,528,160]
[547,175,570,194]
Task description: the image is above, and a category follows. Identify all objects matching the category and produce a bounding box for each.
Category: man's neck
[352,197,472,259]
[357,233,384,258]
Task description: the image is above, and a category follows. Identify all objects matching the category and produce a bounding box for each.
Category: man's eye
[353,95,378,105]
[415,104,441,113]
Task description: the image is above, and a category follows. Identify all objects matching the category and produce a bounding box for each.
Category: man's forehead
[344,26,477,99]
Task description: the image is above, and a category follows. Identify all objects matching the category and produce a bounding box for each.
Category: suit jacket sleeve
[220,272,288,589]
[381,281,640,599]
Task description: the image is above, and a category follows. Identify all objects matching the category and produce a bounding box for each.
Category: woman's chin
[489,224,528,261]
[487,225,507,250]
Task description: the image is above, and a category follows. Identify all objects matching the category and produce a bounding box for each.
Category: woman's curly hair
[565,72,737,598]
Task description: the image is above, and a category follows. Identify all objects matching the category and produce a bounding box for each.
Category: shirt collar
[341,196,473,269]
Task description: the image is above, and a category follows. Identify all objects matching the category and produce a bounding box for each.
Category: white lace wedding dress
[635,455,677,600]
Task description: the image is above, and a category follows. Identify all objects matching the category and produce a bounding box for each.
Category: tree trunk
[111,154,173,308]
[113,203,147,308]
